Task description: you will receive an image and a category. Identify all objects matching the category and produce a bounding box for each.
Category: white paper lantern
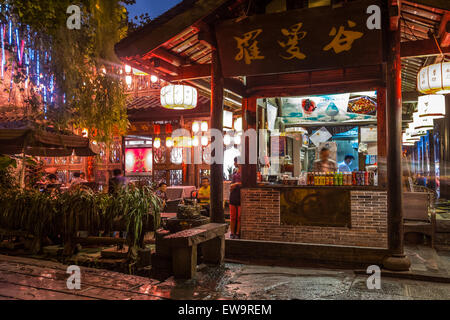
[418,94,446,119]
[160,85,198,110]
[154,138,161,149]
[417,62,450,94]
[201,121,208,132]
[192,122,200,133]
[413,112,433,131]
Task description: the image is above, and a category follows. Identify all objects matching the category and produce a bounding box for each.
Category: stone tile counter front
[240,187,388,248]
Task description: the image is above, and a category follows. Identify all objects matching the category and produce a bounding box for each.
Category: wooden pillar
[377,87,387,188]
[242,97,257,188]
[441,96,450,199]
[383,0,411,271]
[210,49,225,223]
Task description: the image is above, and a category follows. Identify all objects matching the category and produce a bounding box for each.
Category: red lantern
[153,124,161,135]
[165,123,173,135]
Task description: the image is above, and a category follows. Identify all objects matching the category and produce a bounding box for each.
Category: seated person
[198,177,211,216]
[70,172,87,189]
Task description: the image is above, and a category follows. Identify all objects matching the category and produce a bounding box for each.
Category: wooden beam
[401,38,450,58]
[169,64,211,81]
[224,78,247,98]
[405,0,450,11]
[150,58,179,76]
[438,13,450,47]
[150,47,185,67]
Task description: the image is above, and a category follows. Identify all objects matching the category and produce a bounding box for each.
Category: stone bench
[160,223,228,279]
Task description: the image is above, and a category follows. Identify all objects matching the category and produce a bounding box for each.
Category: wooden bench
[160,223,228,279]
[403,192,436,248]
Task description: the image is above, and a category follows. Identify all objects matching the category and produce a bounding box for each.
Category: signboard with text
[215,0,384,77]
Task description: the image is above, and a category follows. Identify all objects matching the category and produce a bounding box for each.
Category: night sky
[126,0,182,19]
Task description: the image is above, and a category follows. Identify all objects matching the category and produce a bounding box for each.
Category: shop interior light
[154,138,161,149]
[192,122,200,133]
[166,137,174,148]
[192,136,200,147]
[160,84,198,110]
[125,65,132,74]
[201,121,208,132]
[201,136,209,146]
[418,94,446,119]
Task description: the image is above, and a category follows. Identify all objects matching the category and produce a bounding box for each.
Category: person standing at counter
[230,157,242,239]
[313,147,337,173]
[338,155,355,173]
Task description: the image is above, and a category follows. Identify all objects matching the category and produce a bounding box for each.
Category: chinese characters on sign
[216,0,383,77]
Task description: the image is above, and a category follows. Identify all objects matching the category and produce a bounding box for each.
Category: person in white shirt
[338,155,355,173]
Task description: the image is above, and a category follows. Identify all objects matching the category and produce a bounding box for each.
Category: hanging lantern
[418,94,446,119]
[201,121,208,132]
[192,122,200,133]
[153,124,161,135]
[405,128,420,141]
[192,136,200,147]
[125,65,132,74]
[166,137,174,148]
[408,122,426,137]
[417,62,450,94]
[154,138,161,149]
[160,84,198,110]
[201,136,209,146]
[413,112,433,131]
[165,123,173,135]
[125,75,132,86]
[151,75,158,83]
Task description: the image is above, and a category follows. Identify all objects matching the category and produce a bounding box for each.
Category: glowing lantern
[408,122,425,137]
[192,122,200,133]
[201,121,208,132]
[418,94,446,119]
[201,136,209,146]
[413,112,433,131]
[125,65,132,73]
[153,124,161,135]
[417,62,450,94]
[125,75,132,86]
[192,136,200,147]
[81,128,89,138]
[160,85,198,110]
[154,138,161,149]
[166,137,174,148]
[165,123,173,135]
[151,75,158,83]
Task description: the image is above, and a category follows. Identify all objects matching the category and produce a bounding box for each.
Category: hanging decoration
[153,124,161,135]
[165,123,173,135]
[160,84,198,110]
[417,62,450,94]
[418,94,446,119]
[412,112,433,131]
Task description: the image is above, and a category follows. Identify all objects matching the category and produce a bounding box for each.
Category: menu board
[281,91,377,125]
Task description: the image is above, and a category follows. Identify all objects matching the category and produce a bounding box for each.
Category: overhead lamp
[192,136,199,147]
[192,122,200,133]
[413,112,433,131]
[154,138,161,149]
[417,62,450,94]
[166,137,174,148]
[160,84,198,110]
[418,94,446,119]
[201,136,209,147]
[201,121,208,132]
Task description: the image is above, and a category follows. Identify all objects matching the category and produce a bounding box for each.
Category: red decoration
[165,123,173,134]
[153,124,161,135]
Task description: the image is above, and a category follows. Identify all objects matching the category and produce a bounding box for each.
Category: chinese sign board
[215,0,383,77]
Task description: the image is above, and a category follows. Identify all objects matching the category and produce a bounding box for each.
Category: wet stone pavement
[0,254,449,300]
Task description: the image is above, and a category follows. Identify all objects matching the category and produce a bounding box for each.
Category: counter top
[249,184,386,191]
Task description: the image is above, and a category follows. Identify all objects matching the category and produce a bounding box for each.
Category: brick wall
[241,188,388,248]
